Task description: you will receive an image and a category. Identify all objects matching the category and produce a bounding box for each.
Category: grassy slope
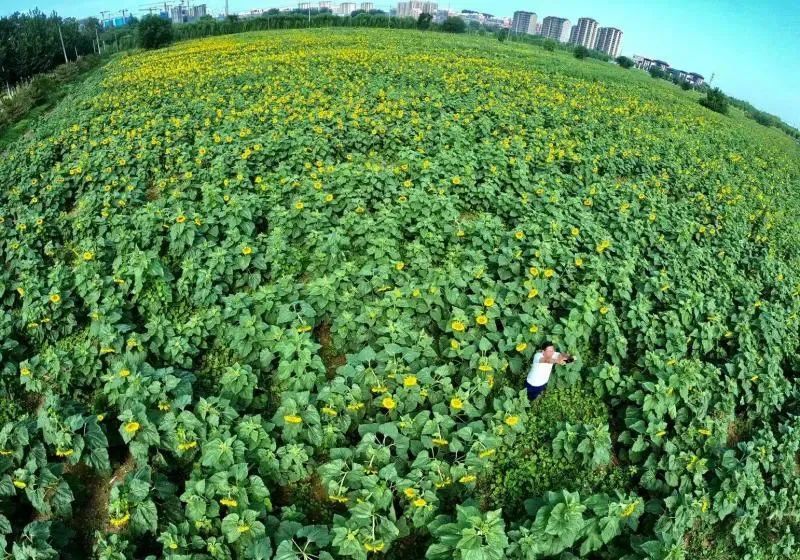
[0,60,109,152]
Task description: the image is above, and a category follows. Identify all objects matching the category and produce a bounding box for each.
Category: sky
[3,0,799,128]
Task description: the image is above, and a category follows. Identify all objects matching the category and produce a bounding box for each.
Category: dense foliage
[0,55,102,137]
[1,29,800,559]
[440,17,467,34]
[573,45,590,60]
[700,87,729,115]
[0,10,100,86]
[616,56,633,69]
[137,15,174,50]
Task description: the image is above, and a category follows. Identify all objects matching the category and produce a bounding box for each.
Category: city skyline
[2,0,798,128]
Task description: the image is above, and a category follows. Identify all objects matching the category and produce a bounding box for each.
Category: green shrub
[542,39,556,52]
[573,45,589,59]
[680,80,692,90]
[648,67,666,79]
[479,385,633,515]
[440,16,466,33]
[699,87,729,115]
[417,12,432,30]
[137,14,174,49]
[751,110,775,127]
[616,55,633,69]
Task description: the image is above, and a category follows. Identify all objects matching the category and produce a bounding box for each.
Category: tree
[680,81,691,91]
[440,16,466,33]
[496,28,508,42]
[751,110,775,127]
[573,45,589,59]
[137,14,173,49]
[648,67,666,79]
[542,39,556,52]
[699,87,729,115]
[616,56,633,69]
[417,12,432,29]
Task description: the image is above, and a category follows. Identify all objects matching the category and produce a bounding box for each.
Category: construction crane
[138,1,174,16]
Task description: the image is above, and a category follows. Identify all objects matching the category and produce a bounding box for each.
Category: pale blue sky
[3,0,799,127]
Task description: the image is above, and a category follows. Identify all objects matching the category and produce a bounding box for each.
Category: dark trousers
[526,382,547,400]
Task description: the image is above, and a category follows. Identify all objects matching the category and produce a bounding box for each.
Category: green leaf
[222,513,244,543]
[132,500,158,534]
[202,438,236,469]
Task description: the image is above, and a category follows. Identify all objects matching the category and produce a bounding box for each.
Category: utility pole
[58,25,69,64]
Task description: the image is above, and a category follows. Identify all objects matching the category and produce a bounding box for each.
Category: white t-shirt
[526,351,561,387]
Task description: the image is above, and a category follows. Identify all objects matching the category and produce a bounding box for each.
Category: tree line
[0,10,104,88]
[170,10,436,42]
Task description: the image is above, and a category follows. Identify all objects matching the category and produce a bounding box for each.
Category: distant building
[396,1,437,18]
[102,15,134,28]
[338,2,357,14]
[669,68,705,86]
[687,72,704,86]
[569,17,599,48]
[169,4,206,23]
[535,22,542,34]
[594,27,622,58]
[484,15,507,28]
[511,11,537,35]
[632,55,654,70]
[670,68,688,81]
[319,0,332,8]
[459,11,481,24]
[633,55,670,72]
[540,16,570,42]
[434,8,450,22]
[241,8,264,17]
[298,2,311,9]
[653,59,670,71]
[360,2,373,10]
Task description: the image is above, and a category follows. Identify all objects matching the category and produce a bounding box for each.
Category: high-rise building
[298,2,311,9]
[569,17,599,48]
[540,16,571,42]
[319,1,332,9]
[535,22,542,34]
[396,1,437,18]
[338,2,357,14]
[169,4,206,23]
[434,8,451,22]
[594,27,623,58]
[360,2,374,11]
[511,11,537,35]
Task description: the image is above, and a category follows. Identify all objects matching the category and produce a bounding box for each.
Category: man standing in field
[525,341,572,400]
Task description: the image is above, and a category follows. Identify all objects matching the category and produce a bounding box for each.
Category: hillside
[1,29,800,559]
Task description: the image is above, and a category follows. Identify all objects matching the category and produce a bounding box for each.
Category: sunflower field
[1,29,800,559]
